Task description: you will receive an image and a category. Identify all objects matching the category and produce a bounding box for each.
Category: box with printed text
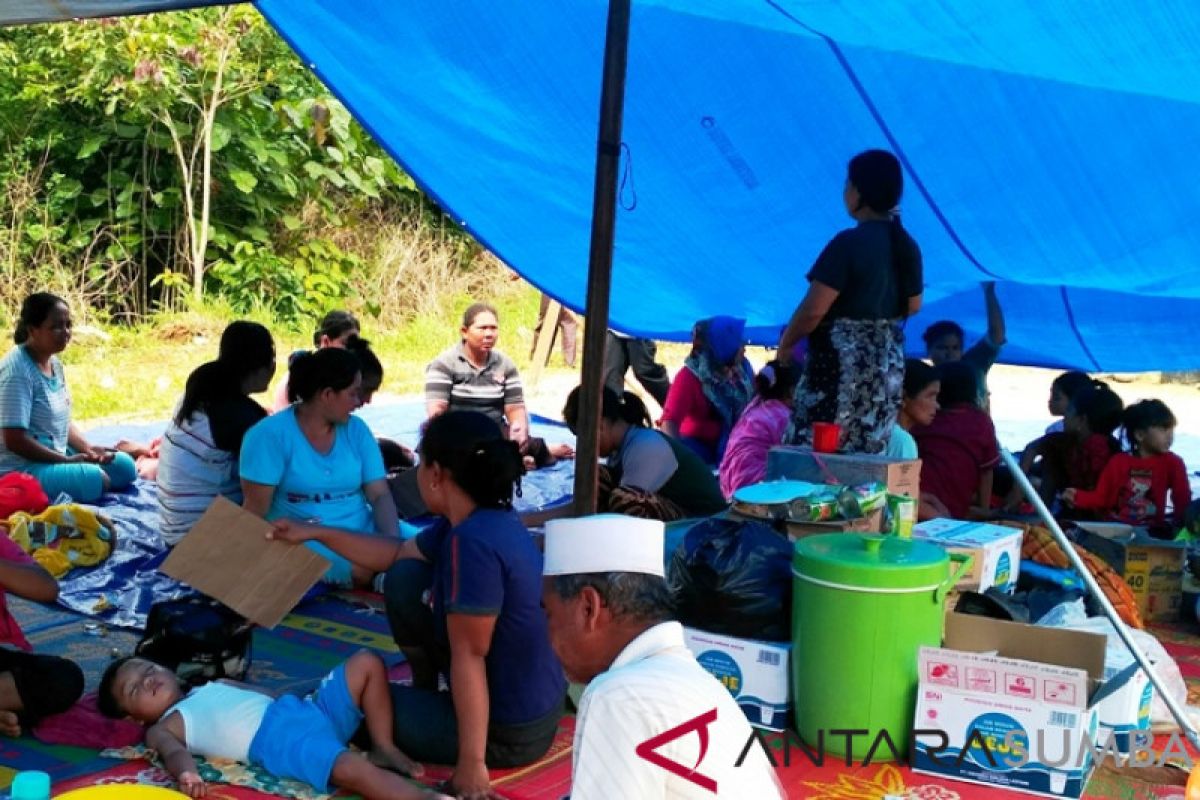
[683,627,791,732]
[912,519,1023,593]
[912,613,1137,798]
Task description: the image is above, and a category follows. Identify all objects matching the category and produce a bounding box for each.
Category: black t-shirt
[207,395,267,455]
[806,219,923,321]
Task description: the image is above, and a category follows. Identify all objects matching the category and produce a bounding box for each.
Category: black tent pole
[573,0,632,516]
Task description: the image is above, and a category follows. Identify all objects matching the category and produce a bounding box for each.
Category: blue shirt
[239,407,385,532]
[0,345,71,471]
[416,509,565,725]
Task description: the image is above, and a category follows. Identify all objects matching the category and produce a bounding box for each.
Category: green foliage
[0,7,428,325]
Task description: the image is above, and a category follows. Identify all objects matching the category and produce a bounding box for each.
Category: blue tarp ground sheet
[255,0,1200,372]
[62,400,576,630]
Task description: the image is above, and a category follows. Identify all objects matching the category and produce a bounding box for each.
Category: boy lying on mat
[98,649,450,800]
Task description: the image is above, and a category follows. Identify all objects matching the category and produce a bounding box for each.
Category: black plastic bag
[667,517,792,641]
[136,596,253,688]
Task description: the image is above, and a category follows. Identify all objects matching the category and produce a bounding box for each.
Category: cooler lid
[794,533,949,590]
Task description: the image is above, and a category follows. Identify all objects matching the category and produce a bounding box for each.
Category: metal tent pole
[1002,448,1200,750]
[573,0,632,515]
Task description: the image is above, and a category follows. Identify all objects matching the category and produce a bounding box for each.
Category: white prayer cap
[543,514,665,578]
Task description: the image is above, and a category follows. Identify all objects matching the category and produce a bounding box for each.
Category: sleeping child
[99,649,449,800]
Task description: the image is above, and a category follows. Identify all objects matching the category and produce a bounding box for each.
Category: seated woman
[156,321,276,546]
[0,293,136,502]
[912,361,999,520]
[563,386,727,521]
[890,359,951,520]
[272,310,360,413]
[241,348,399,587]
[267,411,565,797]
[424,303,570,470]
[661,316,754,464]
[718,360,798,499]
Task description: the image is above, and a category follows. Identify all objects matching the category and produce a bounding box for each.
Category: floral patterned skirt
[787,318,905,455]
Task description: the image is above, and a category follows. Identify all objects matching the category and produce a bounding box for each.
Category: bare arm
[2,428,81,464]
[969,468,995,519]
[505,403,529,446]
[983,282,1006,346]
[241,480,275,518]
[447,613,501,799]
[778,281,840,357]
[68,422,113,464]
[426,399,449,419]
[267,520,425,574]
[364,478,400,538]
[146,714,206,798]
[0,557,58,603]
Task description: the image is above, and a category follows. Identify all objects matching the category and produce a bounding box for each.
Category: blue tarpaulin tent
[7,2,1200,371]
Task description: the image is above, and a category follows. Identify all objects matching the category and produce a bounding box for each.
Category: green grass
[60,286,553,425]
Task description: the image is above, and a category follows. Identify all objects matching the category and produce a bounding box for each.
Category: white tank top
[167,682,272,762]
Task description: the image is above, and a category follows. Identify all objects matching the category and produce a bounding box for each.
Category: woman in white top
[156,322,275,545]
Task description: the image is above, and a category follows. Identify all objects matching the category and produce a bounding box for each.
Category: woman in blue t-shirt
[241,348,399,587]
[0,293,136,502]
[267,410,565,797]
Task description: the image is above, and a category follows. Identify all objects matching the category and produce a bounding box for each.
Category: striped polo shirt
[424,342,524,429]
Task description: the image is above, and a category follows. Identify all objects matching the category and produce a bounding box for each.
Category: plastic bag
[1036,598,1089,627]
[1038,612,1186,726]
[667,517,792,641]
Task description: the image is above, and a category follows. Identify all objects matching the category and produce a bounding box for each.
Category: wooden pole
[527,299,562,390]
[573,0,632,515]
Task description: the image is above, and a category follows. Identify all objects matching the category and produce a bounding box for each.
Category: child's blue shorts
[248,663,364,791]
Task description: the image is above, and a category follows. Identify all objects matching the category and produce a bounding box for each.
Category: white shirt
[166,681,272,762]
[571,622,783,799]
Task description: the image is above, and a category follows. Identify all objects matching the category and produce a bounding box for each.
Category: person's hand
[449,759,502,800]
[266,518,319,544]
[178,770,207,797]
[550,443,575,460]
[66,451,98,464]
[87,444,115,464]
[1061,488,1078,507]
[508,425,528,448]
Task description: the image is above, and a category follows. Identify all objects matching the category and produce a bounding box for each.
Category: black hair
[922,320,964,349]
[903,359,939,399]
[344,335,383,390]
[847,149,913,318]
[14,292,68,345]
[551,572,674,625]
[754,360,799,402]
[97,655,137,719]
[935,361,979,408]
[312,310,359,347]
[1051,370,1093,402]
[1068,380,1123,436]
[419,410,524,509]
[378,437,415,473]
[176,321,275,427]
[1122,399,1176,451]
[287,347,361,404]
[462,302,498,328]
[561,385,651,433]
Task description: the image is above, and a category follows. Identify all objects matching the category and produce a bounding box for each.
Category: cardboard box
[913,519,1023,593]
[1074,526,1186,622]
[765,447,921,499]
[912,613,1136,798]
[683,627,791,732]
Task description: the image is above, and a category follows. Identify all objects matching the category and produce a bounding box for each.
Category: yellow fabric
[6,504,115,577]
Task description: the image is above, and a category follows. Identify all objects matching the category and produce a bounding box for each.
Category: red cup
[812,422,842,454]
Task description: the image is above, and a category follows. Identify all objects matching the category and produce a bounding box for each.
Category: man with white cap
[541,514,783,799]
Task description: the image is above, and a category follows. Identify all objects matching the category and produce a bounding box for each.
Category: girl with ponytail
[266,410,565,793]
[778,149,924,454]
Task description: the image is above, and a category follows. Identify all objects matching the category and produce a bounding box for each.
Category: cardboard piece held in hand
[160,496,330,628]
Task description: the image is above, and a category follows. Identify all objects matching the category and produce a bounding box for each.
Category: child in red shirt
[1064,399,1192,534]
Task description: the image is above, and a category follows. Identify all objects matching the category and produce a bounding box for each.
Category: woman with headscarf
[779,149,924,454]
[660,316,754,464]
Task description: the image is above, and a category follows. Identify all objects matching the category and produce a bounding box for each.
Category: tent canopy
[254,0,1200,371]
[9,1,1200,371]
